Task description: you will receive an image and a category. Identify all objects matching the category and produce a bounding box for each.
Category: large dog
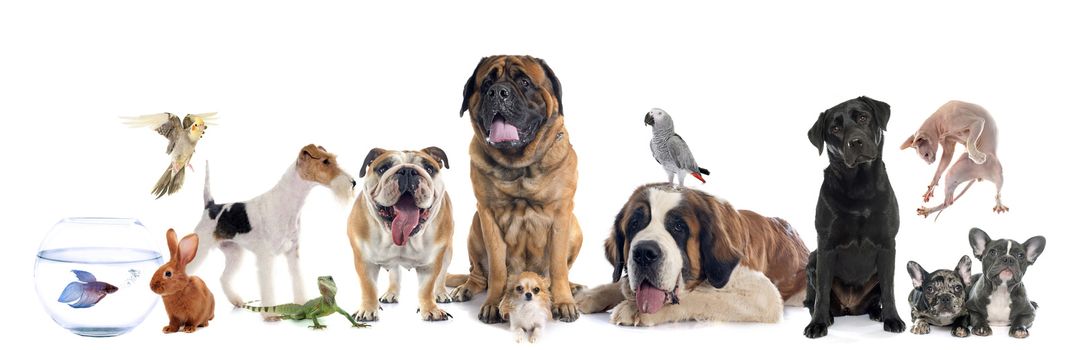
[447,55,584,323]
[803,96,905,338]
[348,147,454,322]
[576,184,809,326]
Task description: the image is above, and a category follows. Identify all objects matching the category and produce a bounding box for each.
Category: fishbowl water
[34,218,164,337]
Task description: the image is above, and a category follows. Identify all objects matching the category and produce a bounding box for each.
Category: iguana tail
[242,302,304,315]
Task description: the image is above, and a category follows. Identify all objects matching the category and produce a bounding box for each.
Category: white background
[1,1,1072,349]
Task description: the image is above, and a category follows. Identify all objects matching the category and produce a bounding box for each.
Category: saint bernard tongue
[636,281,668,314]
[489,117,520,143]
[391,195,420,246]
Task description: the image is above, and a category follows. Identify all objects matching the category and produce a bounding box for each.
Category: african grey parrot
[121,112,217,199]
[645,108,709,188]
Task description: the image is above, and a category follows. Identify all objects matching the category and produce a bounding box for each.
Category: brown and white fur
[187,144,355,318]
[499,272,552,343]
[576,184,809,326]
[900,101,1006,218]
[348,147,454,322]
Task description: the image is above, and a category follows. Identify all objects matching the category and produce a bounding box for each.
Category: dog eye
[925,286,934,293]
[989,249,997,256]
[830,125,841,134]
[424,164,437,175]
[519,78,531,88]
[532,287,540,294]
[164,271,172,278]
[1016,252,1024,259]
[857,115,868,123]
[376,164,390,175]
[627,209,644,232]
[953,285,963,292]
[516,286,524,293]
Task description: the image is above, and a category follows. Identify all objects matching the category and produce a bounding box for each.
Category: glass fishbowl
[34,217,164,337]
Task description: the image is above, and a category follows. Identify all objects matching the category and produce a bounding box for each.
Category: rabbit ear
[176,234,200,269]
[166,229,179,260]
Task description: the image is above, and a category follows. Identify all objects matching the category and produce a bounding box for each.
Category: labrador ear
[422,146,450,170]
[807,111,828,155]
[359,148,386,178]
[1023,236,1046,264]
[460,57,488,117]
[907,261,927,288]
[955,255,973,286]
[969,228,992,259]
[606,206,628,283]
[537,57,563,116]
[858,96,891,131]
[697,201,740,288]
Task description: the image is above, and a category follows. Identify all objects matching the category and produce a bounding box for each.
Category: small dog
[907,256,973,337]
[900,101,1007,218]
[499,272,551,343]
[967,228,1045,338]
[187,144,355,314]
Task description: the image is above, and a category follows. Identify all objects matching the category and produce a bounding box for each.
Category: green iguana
[242,276,368,329]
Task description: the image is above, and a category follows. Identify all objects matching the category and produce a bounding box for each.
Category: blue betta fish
[58,270,119,308]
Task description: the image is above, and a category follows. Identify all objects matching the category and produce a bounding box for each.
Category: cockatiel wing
[121,112,183,154]
[188,112,218,125]
[670,133,699,170]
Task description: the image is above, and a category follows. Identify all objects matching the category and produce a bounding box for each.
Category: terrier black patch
[205,200,223,220]
[212,202,252,239]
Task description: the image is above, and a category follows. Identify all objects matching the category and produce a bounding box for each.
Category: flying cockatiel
[121,112,217,199]
[645,108,710,188]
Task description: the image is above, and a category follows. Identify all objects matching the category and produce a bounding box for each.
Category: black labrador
[803,96,905,338]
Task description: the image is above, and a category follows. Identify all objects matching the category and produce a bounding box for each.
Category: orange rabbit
[150,229,215,333]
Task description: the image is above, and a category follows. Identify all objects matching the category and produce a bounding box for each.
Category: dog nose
[632,241,663,266]
[397,168,420,192]
[848,138,864,150]
[938,294,953,306]
[488,84,512,101]
[1000,256,1017,265]
[525,292,532,301]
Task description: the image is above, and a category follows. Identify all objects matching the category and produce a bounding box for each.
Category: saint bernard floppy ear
[695,197,741,288]
[606,203,629,283]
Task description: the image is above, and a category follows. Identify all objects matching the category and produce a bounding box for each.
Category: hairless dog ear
[969,228,992,259]
[807,111,828,155]
[858,96,891,130]
[900,134,917,150]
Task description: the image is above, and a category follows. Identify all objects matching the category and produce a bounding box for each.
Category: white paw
[610,300,652,327]
[352,306,379,322]
[379,291,399,303]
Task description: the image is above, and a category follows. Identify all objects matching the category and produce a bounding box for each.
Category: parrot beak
[644,113,655,126]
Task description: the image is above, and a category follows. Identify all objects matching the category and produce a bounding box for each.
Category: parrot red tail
[691,172,706,183]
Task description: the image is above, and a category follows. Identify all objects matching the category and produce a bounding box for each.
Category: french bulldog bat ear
[359,148,386,178]
[858,96,891,131]
[807,111,828,155]
[969,228,992,259]
[1023,236,1046,264]
[422,146,450,169]
[537,57,564,116]
[907,261,927,288]
[606,206,628,283]
[460,57,488,117]
[955,255,973,286]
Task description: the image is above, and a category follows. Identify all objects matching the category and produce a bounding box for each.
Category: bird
[645,108,709,188]
[122,112,217,198]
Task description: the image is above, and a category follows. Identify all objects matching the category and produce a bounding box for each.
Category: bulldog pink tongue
[490,119,520,143]
[636,282,667,314]
[391,196,420,246]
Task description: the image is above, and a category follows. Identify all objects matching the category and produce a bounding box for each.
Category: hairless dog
[900,101,1007,218]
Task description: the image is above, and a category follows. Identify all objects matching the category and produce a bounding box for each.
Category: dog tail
[203,160,213,205]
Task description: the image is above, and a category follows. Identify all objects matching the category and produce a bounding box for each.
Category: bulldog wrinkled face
[361,149,448,247]
[624,189,688,314]
[461,56,563,150]
[969,229,1046,287]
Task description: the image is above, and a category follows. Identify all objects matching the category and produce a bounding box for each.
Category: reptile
[242,276,368,329]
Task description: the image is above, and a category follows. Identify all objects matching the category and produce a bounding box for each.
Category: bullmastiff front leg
[450,214,487,302]
[478,208,508,324]
[549,214,580,322]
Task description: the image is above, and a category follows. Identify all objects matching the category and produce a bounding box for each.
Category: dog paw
[1009,326,1029,339]
[910,320,930,334]
[478,303,504,324]
[952,326,970,337]
[883,317,906,333]
[435,292,453,304]
[867,305,883,322]
[575,290,608,314]
[552,300,580,322]
[973,325,992,336]
[610,301,648,327]
[570,282,587,295]
[804,321,829,338]
[449,285,474,302]
[379,291,399,304]
[352,306,380,322]
[419,307,452,322]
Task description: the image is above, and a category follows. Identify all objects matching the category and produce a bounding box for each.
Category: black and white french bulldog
[967,228,1045,338]
[907,256,972,337]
